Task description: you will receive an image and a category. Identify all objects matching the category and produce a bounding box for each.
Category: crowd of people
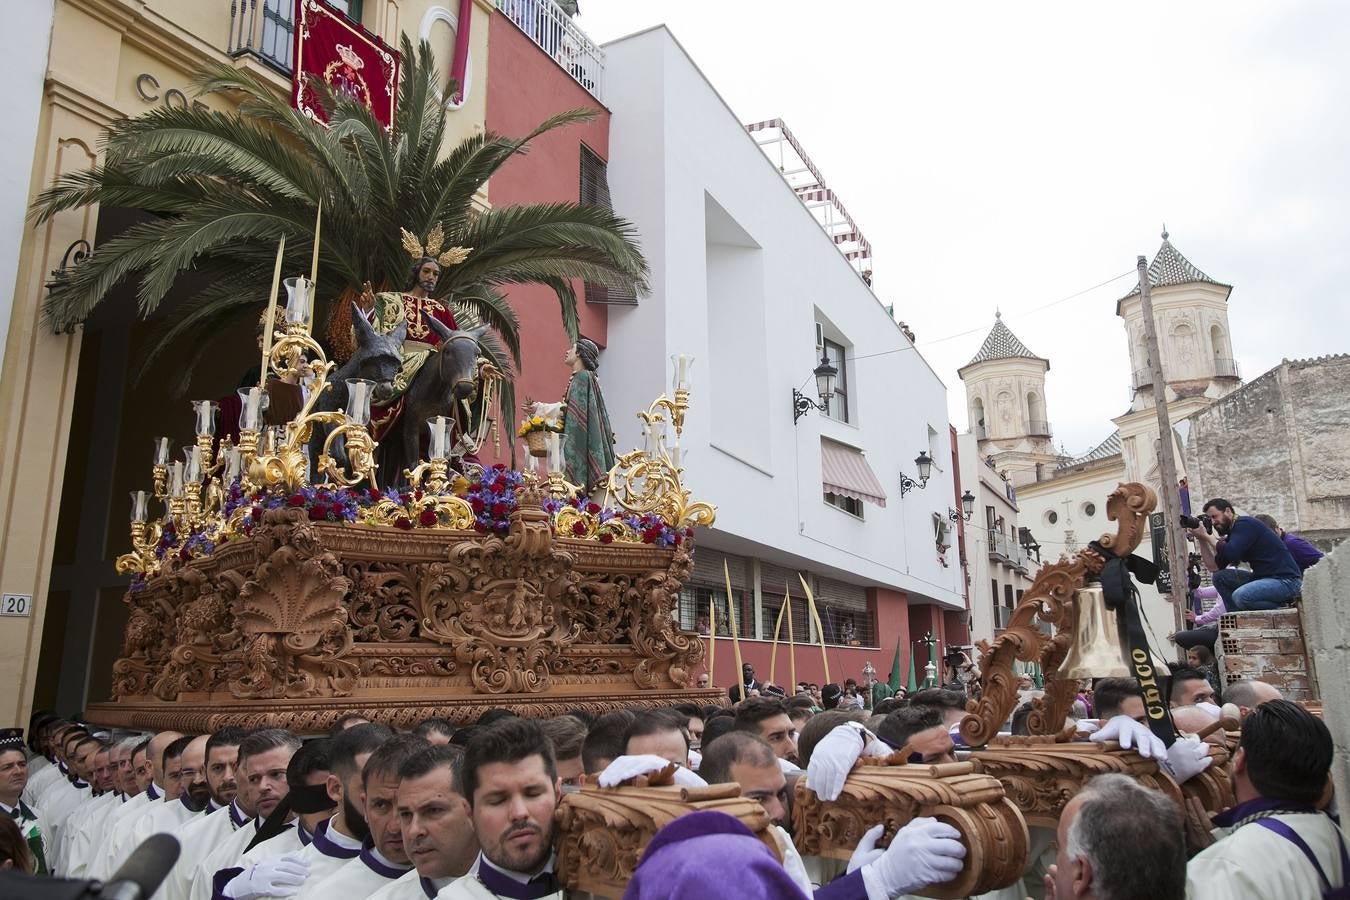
[1,660,1340,899]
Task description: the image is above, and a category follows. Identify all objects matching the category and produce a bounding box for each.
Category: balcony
[496,0,605,99]
[1028,419,1051,437]
[973,424,988,440]
[1214,357,1240,379]
[229,0,296,74]
[1132,367,1153,391]
[989,533,1025,569]
[993,604,1014,630]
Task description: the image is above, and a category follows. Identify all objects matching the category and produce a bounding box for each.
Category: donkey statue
[376,316,488,488]
[309,302,405,479]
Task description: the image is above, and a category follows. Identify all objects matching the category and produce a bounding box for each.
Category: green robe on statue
[563,369,615,494]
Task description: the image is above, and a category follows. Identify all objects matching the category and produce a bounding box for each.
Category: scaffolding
[746,118,874,283]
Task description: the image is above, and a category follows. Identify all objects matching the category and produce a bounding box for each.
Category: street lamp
[899,450,933,497]
[948,491,976,522]
[792,352,839,423]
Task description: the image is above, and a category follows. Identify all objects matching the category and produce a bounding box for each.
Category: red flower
[367,488,382,501]
[599,532,614,544]
[674,534,683,546]
[414,490,424,501]
[586,502,601,515]
[309,503,329,520]
[178,547,191,561]
[287,494,306,507]
[470,498,485,513]
[251,506,264,521]
[473,522,487,533]
[492,501,508,518]
[418,509,438,528]
[571,521,587,536]
[493,462,506,470]
[394,516,413,530]
[493,478,507,492]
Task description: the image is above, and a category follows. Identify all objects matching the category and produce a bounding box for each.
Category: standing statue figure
[346,226,473,444]
[562,337,615,494]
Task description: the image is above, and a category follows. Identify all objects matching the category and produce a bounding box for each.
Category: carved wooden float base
[556,781,779,899]
[792,759,1028,899]
[86,687,727,734]
[971,738,1184,830]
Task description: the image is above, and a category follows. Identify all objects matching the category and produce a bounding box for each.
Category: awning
[821,440,888,508]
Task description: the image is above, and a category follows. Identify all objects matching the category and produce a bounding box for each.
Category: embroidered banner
[292,0,400,130]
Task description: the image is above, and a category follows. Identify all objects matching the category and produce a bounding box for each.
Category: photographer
[1186,499,1302,612]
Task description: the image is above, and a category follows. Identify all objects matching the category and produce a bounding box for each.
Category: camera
[1180,514,1213,534]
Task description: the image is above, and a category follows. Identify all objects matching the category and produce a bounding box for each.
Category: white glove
[687,749,702,770]
[223,853,310,899]
[846,823,885,874]
[1197,701,1222,718]
[597,754,708,788]
[805,722,885,802]
[860,816,966,898]
[1163,735,1213,784]
[1089,714,1167,760]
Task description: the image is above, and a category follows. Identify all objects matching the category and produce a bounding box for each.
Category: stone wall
[1184,354,1350,548]
[1300,544,1350,806]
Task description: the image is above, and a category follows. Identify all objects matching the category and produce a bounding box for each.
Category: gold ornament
[400,225,472,267]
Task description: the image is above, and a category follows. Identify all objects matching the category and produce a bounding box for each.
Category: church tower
[1113,231,1241,484]
[958,313,1060,486]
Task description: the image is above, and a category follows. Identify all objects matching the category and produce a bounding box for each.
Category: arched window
[972,397,986,437]
[1026,391,1046,434]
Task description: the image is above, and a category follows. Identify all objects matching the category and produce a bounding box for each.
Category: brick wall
[1215,608,1315,700]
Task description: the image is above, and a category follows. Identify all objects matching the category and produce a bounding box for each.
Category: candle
[152,436,172,466]
[223,447,242,484]
[545,431,562,473]
[182,446,203,484]
[643,422,662,457]
[261,235,286,383]
[284,276,312,327]
[344,378,375,425]
[237,387,269,431]
[427,416,453,460]
[191,400,218,438]
[670,354,693,392]
[168,461,186,498]
[129,490,150,524]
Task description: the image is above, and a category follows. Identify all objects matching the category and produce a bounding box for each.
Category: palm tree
[31,37,648,459]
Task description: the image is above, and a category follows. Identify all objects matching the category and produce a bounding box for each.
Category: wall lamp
[792,352,838,423]
[45,238,91,335]
[949,490,975,522]
[899,450,933,497]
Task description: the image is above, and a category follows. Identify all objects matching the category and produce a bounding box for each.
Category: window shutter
[579,145,636,305]
[691,549,749,591]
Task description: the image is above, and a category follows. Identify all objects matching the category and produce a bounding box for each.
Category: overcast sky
[574,1,1350,454]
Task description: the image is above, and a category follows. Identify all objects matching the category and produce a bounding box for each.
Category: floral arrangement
[517,414,563,438]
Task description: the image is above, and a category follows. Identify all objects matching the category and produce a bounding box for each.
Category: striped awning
[821,440,888,508]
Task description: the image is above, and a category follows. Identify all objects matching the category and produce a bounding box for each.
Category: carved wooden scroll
[959,482,1158,746]
[555,781,779,898]
[1180,745,1235,817]
[791,759,1028,899]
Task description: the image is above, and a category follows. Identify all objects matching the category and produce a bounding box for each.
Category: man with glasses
[132,734,210,843]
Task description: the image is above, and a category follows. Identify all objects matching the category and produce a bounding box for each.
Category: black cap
[821,684,843,707]
[0,728,24,753]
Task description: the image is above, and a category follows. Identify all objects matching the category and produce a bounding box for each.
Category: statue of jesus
[562,337,616,494]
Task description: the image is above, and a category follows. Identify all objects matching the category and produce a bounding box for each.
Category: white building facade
[957,431,1035,644]
[599,26,967,688]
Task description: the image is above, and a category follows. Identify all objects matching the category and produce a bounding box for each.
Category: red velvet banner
[292,0,400,131]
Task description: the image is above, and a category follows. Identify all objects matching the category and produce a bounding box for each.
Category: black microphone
[101,833,181,900]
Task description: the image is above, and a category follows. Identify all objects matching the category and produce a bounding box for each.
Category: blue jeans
[1213,568,1302,611]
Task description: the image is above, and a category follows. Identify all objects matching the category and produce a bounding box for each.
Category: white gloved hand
[222,853,310,899]
[1197,701,1222,718]
[805,722,869,802]
[1163,735,1213,784]
[860,816,966,898]
[1089,714,1167,760]
[597,754,708,788]
[846,823,885,874]
[1075,718,1101,734]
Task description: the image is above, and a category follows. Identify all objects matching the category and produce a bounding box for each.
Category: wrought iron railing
[973,424,988,440]
[496,0,604,99]
[1132,367,1153,390]
[1214,357,1240,379]
[1028,419,1051,437]
[229,0,295,74]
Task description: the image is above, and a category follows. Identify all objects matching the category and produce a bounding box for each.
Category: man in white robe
[93,729,183,879]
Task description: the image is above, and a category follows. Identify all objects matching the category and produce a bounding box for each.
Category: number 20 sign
[1,594,32,617]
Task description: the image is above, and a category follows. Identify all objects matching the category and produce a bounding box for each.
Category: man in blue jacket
[1189,498,1302,611]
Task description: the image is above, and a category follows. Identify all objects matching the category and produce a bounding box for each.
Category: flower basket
[525,430,549,457]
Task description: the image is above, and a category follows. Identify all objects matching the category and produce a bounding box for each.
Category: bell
[1058,586,1130,680]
